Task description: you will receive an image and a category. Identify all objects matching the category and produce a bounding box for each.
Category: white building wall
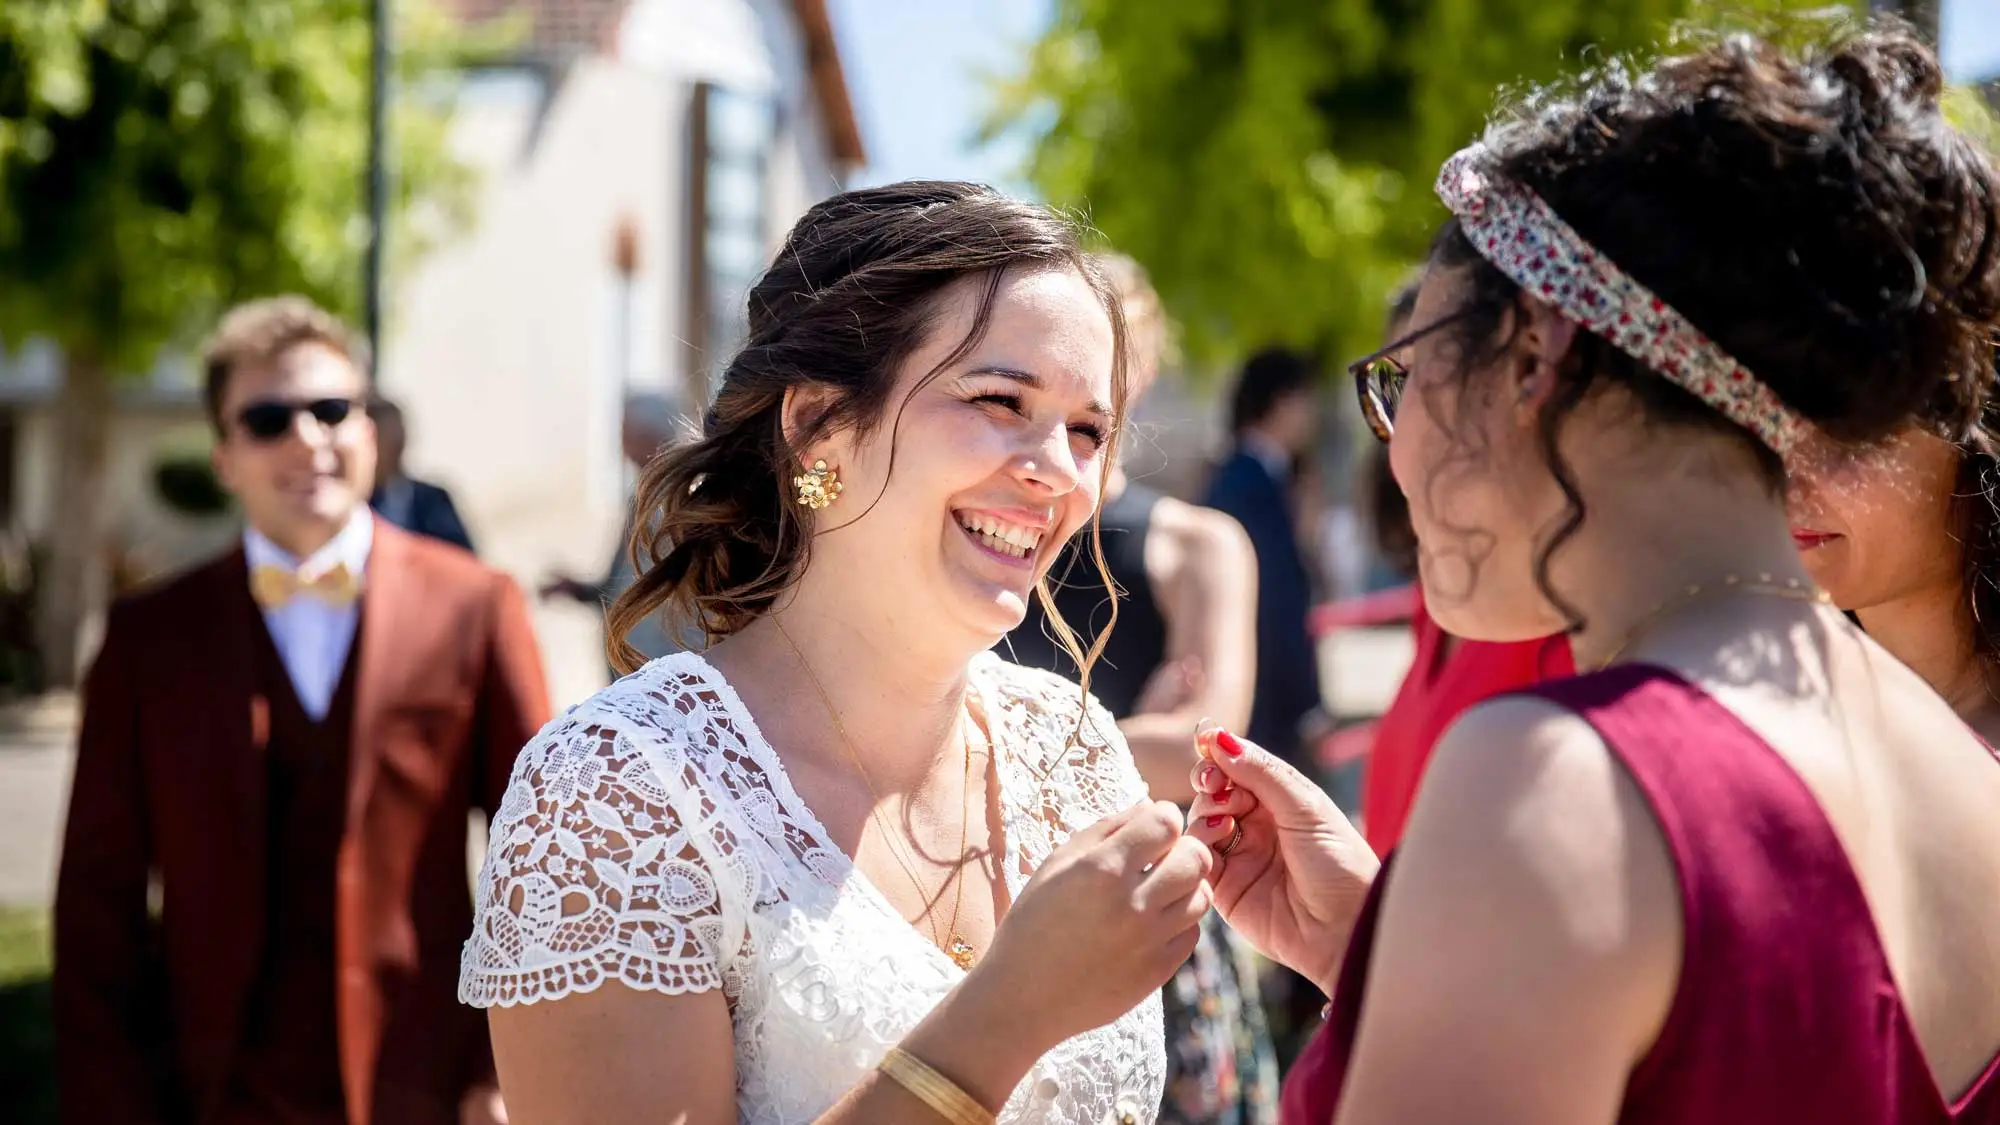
[384,4,849,709]
[746,0,846,226]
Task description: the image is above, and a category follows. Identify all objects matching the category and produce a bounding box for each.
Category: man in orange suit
[55,297,551,1125]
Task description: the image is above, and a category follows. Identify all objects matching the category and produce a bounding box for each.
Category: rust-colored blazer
[54,519,552,1125]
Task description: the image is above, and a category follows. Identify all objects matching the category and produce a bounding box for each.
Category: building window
[684,82,777,405]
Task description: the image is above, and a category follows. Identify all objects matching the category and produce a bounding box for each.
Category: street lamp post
[365,0,391,380]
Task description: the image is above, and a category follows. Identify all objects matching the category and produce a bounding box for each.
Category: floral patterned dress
[1158,912,1280,1124]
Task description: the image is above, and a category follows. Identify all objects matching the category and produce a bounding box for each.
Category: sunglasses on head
[235,398,360,442]
[1347,309,1473,442]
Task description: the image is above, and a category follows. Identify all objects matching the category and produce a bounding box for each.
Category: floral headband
[1435,145,1807,457]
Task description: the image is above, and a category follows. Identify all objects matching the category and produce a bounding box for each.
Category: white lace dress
[459,650,1166,1125]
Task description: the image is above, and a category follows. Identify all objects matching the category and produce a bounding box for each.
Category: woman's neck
[1537,443,1814,671]
[1856,581,1991,719]
[721,592,977,791]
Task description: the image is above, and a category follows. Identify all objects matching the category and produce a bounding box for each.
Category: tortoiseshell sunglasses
[1347,309,1473,442]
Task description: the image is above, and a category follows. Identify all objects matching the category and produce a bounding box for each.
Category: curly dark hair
[1421,20,2000,632]
[606,181,1130,676]
[1952,354,2000,678]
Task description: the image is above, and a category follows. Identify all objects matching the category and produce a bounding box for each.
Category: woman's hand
[1184,725,1380,995]
[969,799,1213,1050]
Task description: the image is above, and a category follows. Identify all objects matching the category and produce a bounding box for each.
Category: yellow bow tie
[250,562,360,608]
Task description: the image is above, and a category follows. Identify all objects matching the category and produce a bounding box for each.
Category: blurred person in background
[1359,444,1417,592]
[1006,252,1278,1124]
[1203,349,1325,769]
[1789,349,2000,744]
[539,390,700,673]
[368,396,476,554]
[1289,457,1331,597]
[1355,280,1573,856]
[55,296,551,1125]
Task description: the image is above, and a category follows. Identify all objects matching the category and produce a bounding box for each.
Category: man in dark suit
[367,397,475,555]
[55,296,551,1125]
[1202,347,1324,766]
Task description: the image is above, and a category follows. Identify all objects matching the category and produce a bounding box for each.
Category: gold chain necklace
[1594,572,1832,671]
[772,617,981,970]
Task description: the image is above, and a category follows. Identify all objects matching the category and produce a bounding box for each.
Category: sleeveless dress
[1008,484,1282,1125]
[1282,664,2000,1124]
[460,651,1166,1124]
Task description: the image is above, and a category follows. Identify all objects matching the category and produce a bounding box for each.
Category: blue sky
[828,0,2000,192]
[1944,0,2000,80]
[826,0,1052,191]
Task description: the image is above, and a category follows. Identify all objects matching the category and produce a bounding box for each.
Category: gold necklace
[1594,572,1832,671]
[773,618,981,970]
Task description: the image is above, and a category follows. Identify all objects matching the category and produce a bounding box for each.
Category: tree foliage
[0,0,493,372]
[0,0,505,687]
[994,0,1859,367]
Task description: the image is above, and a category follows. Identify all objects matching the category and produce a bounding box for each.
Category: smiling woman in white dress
[458,182,1217,1125]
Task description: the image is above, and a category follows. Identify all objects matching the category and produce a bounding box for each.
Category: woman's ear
[780,384,839,463]
[1511,296,1579,411]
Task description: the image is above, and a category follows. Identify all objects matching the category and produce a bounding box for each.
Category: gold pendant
[947,936,976,970]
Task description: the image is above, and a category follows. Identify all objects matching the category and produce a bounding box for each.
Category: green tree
[994,0,1857,368]
[0,0,487,686]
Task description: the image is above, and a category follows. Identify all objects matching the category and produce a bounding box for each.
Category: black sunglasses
[1347,310,1472,442]
[235,397,360,442]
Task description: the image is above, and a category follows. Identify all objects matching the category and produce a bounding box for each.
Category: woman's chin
[1795,563,1855,611]
[987,589,1034,634]
[947,583,1034,648]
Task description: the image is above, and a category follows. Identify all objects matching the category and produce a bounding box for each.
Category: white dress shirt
[244,511,373,721]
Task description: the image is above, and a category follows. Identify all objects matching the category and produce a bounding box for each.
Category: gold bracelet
[877,1047,997,1125]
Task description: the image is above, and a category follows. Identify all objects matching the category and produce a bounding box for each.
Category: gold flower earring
[794,460,844,511]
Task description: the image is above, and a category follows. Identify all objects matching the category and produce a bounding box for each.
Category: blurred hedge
[0,908,53,1124]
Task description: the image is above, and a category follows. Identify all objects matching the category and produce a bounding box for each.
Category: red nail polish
[1217,730,1245,757]
[1206,815,1228,828]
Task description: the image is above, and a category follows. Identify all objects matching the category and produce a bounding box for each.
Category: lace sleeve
[459,706,742,1008]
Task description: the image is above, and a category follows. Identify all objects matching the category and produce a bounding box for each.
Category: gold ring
[1217,822,1244,857]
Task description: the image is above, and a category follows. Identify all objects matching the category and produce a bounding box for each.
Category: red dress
[1359,590,1572,854]
[1285,664,2000,1124]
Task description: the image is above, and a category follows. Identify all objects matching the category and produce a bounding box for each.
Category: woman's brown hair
[606,181,1130,682]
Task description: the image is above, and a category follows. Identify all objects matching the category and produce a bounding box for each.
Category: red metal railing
[1308,583,1416,635]
[1306,582,1416,772]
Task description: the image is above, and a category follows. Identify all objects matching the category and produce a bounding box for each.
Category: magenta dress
[1282,664,2000,1124]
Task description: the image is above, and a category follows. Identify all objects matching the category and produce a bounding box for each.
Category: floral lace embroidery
[461,651,1166,1124]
